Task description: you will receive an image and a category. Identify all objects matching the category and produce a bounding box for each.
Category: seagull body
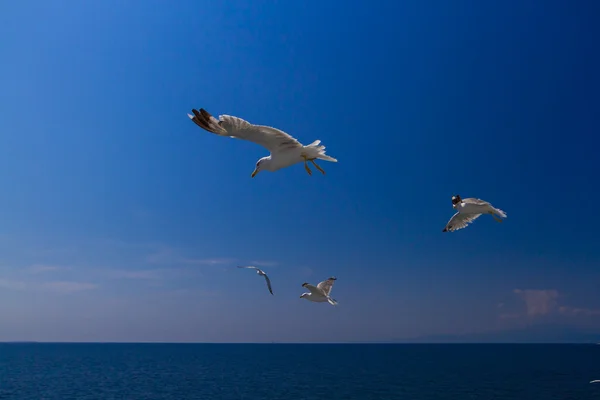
[188,108,338,177]
[300,277,338,306]
[443,194,507,232]
[237,266,273,295]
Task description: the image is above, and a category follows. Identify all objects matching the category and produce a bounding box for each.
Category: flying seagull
[590,380,600,384]
[237,266,273,295]
[300,276,338,306]
[443,194,507,232]
[188,108,338,177]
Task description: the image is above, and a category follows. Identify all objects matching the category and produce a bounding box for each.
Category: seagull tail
[327,296,338,306]
[306,140,338,163]
[492,207,507,218]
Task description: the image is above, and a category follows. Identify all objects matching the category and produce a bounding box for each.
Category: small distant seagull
[300,277,338,306]
[188,108,338,178]
[237,266,273,295]
[443,194,507,232]
[590,380,600,383]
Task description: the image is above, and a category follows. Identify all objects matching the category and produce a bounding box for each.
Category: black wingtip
[189,109,204,128]
[191,108,202,119]
[442,228,448,232]
[190,108,221,134]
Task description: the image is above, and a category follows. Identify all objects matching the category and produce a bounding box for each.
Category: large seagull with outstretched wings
[443,194,507,232]
[188,108,338,178]
[300,276,338,306]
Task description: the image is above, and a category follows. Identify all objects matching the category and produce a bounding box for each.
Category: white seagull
[300,276,338,306]
[237,266,274,295]
[188,108,338,177]
[590,380,600,384]
[443,194,507,232]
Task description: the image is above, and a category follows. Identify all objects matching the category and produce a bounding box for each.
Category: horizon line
[0,341,598,345]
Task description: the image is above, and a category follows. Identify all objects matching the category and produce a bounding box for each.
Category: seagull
[590,380,600,383]
[188,108,338,177]
[442,194,507,232]
[300,276,338,306]
[237,266,274,295]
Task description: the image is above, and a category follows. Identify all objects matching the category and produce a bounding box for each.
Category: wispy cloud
[27,264,69,274]
[145,247,236,267]
[159,288,221,298]
[144,247,177,264]
[101,266,207,287]
[0,278,97,294]
[250,260,278,267]
[513,289,559,316]
[106,269,164,280]
[502,289,600,320]
[41,281,97,293]
[180,258,236,266]
[0,279,29,291]
[558,306,600,317]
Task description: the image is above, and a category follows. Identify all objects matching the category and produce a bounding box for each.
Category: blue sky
[0,0,599,342]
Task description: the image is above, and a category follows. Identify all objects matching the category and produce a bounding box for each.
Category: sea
[0,343,598,399]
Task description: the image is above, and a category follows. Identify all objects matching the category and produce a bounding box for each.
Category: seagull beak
[251,168,258,178]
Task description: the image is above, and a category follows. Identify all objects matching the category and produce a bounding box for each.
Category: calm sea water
[0,343,598,399]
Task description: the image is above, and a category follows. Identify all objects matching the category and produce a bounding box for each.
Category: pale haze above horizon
[1,0,599,343]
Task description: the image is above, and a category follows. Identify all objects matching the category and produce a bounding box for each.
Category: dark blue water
[0,343,598,399]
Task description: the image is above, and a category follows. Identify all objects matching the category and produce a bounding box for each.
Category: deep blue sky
[0,0,599,342]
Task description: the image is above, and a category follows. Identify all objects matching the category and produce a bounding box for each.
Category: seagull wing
[188,108,303,154]
[262,273,274,295]
[302,283,323,295]
[238,266,273,295]
[461,197,491,206]
[443,212,482,232]
[316,277,337,296]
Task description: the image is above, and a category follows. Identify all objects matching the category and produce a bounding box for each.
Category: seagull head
[451,194,462,205]
[251,157,271,178]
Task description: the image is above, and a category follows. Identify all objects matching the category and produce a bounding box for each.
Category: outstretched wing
[238,266,272,295]
[188,108,303,154]
[461,198,490,206]
[237,265,258,270]
[302,283,322,295]
[262,274,274,295]
[443,212,482,232]
[316,277,336,296]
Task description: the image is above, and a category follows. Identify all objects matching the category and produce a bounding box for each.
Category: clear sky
[0,0,599,342]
